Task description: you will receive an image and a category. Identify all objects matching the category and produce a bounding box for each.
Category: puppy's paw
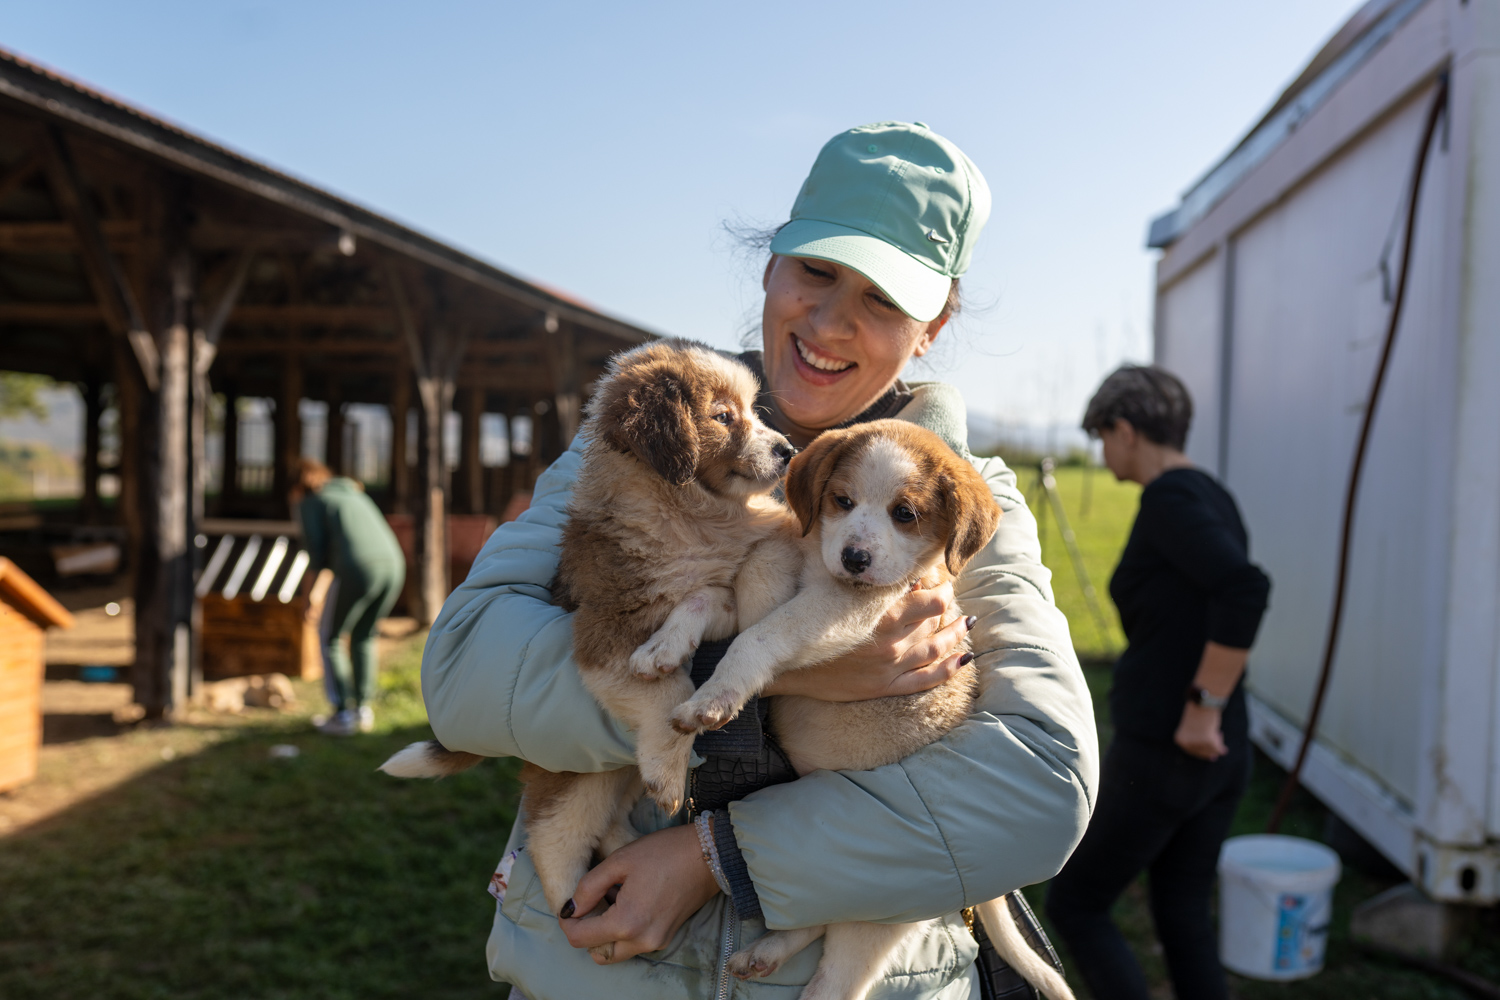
[638,762,686,814]
[588,941,615,964]
[642,777,684,815]
[628,634,692,679]
[728,948,780,979]
[670,694,738,735]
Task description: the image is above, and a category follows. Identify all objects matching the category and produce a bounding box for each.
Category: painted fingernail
[965,616,978,631]
[559,899,575,919]
[959,652,975,666]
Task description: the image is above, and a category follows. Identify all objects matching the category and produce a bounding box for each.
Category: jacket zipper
[714,901,738,1000]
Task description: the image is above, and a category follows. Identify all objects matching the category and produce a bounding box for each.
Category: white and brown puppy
[671,419,1074,1000]
[381,340,801,926]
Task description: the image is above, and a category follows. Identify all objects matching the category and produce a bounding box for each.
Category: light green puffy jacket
[422,383,1099,1000]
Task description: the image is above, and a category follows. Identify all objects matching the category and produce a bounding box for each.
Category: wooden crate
[200,592,323,681]
[0,558,73,792]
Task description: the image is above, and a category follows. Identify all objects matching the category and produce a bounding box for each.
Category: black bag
[688,641,1069,1000]
[969,891,1066,1000]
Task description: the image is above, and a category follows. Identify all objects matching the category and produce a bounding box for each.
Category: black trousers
[1045,736,1251,1000]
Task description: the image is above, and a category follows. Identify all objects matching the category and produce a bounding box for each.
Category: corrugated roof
[0,46,656,343]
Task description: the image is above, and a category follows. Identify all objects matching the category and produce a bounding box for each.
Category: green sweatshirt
[298,478,405,581]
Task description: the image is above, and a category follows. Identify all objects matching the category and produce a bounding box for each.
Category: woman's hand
[559,823,719,964]
[1174,702,1228,761]
[760,581,975,702]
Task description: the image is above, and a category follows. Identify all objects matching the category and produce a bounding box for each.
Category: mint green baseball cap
[770,121,991,323]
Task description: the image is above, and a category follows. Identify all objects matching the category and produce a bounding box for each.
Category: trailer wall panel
[1225,85,1453,807]
[1155,253,1224,472]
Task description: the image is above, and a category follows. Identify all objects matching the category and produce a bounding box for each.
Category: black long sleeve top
[1108,467,1271,749]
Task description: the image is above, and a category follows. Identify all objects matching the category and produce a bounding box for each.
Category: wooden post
[536,399,560,468]
[132,187,194,718]
[115,352,141,577]
[385,263,470,624]
[390,369,410,513]
[160,273,192,712]
[327,383,345,475]
[195,250,250,511]
[275,354,302,512]
[542,312,581,447]
[461,387,483,514]
[80,375,102,524]
[414,375,451,623]
[221,385,239,503]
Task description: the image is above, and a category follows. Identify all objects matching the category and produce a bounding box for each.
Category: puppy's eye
[833,495,855,510]
[713,411,734,425]
[891,505,915,523]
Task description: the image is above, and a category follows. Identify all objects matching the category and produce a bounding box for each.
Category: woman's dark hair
[729,220,962,321]
[1081,364,1193,451]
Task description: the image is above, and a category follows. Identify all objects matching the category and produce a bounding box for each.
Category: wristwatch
[1187,685,1230,710]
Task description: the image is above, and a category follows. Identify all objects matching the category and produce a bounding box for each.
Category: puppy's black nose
[841,547,871,575]
[772,439,794,466]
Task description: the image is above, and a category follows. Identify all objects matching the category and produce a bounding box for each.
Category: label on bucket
[1274,893,1312,971]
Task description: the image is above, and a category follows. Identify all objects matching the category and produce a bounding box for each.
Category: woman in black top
[1046,365,1270,1000]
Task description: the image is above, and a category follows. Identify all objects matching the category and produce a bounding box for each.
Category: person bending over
[292,458,406,736]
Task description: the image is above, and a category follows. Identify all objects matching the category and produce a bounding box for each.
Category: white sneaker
[357,706,375,733]
[317,709,358,736]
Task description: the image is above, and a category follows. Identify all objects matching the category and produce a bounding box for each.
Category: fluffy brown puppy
[671,420,1074,1000]
[381,340,800,934]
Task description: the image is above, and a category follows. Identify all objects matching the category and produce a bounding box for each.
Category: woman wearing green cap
[422,122,1096,999]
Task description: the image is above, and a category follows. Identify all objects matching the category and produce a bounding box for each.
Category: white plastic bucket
[1218,835,1341,980]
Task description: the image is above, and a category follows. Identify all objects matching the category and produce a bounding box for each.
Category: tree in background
[0,372,51,421]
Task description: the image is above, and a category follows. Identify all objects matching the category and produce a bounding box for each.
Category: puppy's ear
[600,365,700,486]
[784,427,857,536]
[940,461,1002,576]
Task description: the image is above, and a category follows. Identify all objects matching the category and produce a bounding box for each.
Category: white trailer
[1147,0,1500,904]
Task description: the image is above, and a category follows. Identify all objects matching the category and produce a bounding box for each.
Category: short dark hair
[1081,365,1193,451]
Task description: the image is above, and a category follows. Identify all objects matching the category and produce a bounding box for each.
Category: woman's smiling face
[760,255,947,446]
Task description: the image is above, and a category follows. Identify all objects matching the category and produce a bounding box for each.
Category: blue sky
[3,0,1359,432]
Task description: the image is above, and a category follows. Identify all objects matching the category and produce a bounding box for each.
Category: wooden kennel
[197,529,324,682]
[0,557,74,792]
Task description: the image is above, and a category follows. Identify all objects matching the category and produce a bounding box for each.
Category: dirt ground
[3,603,421,839]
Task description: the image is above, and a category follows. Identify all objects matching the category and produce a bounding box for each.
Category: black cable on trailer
[1267,70,1450,834]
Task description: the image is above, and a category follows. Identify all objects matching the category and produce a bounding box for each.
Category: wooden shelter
[0,557,73,791]
[0,48,653,717]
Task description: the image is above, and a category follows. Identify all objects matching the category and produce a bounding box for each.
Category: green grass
[0,635,521,1000]
[1014,463,1137,660]
[1016,463,1500,999]
[4,468,1496,998]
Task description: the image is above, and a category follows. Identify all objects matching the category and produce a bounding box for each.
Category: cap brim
[769,219,951,323]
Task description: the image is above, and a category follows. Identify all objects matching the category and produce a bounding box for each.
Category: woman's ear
[911,318,945,358]
[762,256,777,292]
[784,427,855,536]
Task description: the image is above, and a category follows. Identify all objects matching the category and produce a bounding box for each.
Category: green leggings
[325,567,404,710]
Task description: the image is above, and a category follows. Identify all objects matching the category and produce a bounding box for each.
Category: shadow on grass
[0,721,521,1000]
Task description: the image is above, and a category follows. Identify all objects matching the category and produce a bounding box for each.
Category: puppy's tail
[379,740,484,778]
[973,896,1077,1000]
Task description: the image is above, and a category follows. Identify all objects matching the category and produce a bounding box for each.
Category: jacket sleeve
[725,456,1099,928]
[421,435,638,773]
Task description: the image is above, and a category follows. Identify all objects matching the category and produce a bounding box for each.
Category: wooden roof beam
[0,151,42,205]
[0,218,138,252]
[39,125,158,390]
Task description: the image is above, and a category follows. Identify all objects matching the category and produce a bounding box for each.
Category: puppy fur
[382,340,800,927]
[669,420,1072,1000]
